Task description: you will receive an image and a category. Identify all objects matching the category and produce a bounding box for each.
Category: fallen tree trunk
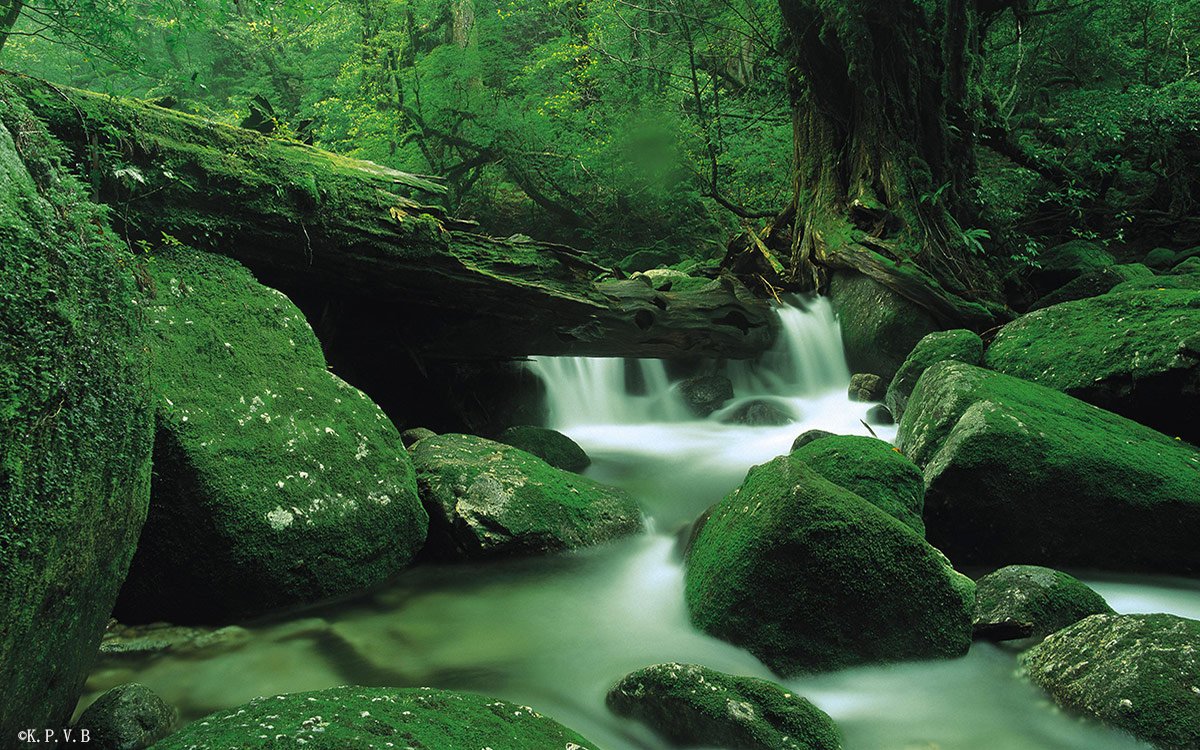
[7,74,774,361]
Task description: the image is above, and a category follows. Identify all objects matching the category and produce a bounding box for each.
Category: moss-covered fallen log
[6,73,774,360]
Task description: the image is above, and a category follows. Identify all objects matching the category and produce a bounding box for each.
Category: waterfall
[528,296,851,427]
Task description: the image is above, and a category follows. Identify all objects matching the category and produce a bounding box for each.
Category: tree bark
[777,0,1006,325]
[0,0,24,56]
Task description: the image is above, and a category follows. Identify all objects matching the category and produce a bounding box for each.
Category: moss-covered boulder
[899,362,1200,574]
[412,434,642,558]
[984,290,1200,442]
[679,374,735,417]
[1112,267,1200,292]
[1028,263,1153,310]
[1144,247,1178,270]
[607,663,842,750]
[1024,239,1116,297]
[973,565,1113,643]
[75,683,177,750]
[0,103,154,736]
[884,329,983,421]
[829,271,940,381]
[151,686,601,750]
[1022,614,1200,750]
[685,456,973,676]
[496,424,591,472]
[115,248,427,623]
[791,435,925,534]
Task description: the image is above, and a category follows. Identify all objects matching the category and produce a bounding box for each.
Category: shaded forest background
[3,0,1199,272]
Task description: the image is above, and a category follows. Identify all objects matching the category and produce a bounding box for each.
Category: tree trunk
[778,0,1004,325]
[9,74,774,361]
[0,0,24,56]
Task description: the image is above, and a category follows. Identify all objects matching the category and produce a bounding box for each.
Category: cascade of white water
[528,296,852,427]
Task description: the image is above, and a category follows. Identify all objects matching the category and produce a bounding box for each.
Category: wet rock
[885,329,982,421]
[401,427,437,448]
[865,404,894,425]
[985,289,1200,442]
[1022,613,1200,750]
[791,435,924,534]
[973,565,1113,643]
[848,373,886,402]
[722,400,794,426]
[411,434,642,558]
[150,686,602,750]
[607,663,841,750]
[115,248,429,624]
[497,425,591,472]
[900,362,1200,574]
[75,683,177,750]
[99,622,251,659]
[829,271,940,381]
[685,455,973,676]
[0,113,154,738]
[791,430,835,451]
[679,375,735,417]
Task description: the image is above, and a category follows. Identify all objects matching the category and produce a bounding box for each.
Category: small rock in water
[75,683,178,750]
[678,375,735,417]
[607,663,841,750]
[848,373,886,402]
[973,565,1113,644]
[497,425,591,472]
[722,399,794,426]
[791,430,835,451]
[99,621,251,658]
[865,404,894,425]
[401,427,437,448]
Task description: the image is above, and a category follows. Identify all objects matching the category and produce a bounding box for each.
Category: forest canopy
[2,0,1198,276]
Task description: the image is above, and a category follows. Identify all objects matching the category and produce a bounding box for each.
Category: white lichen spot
[266,507,294,530]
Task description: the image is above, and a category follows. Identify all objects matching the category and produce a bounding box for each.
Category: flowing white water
[78,297,1196,750]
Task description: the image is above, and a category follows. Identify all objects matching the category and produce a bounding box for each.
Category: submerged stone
[848,373,886,402]
[679,374,735,417]
[608,663,841,750]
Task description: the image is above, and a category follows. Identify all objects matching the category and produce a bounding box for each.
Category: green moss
[790,435,925,534]
[115,247,428,623]
[984,289,1200,441]
[828,271,940,380]
[412,434,642,558]
[1028,263,1153,310]
[973,565,1113,643]
[607,663,842,750]
[685,455,973,676]
[885,329,983,420]
[1022,614,1200,750]
[899,361,1200,574]
[496,425,591,472]
[0,85,154,736]
[153,686,602,750]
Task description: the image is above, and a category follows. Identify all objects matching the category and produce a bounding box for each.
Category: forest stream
[76,300,1200,750]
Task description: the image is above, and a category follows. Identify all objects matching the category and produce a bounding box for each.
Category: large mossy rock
[885,329,983,421]
[1028,264,1152,310]
[151,686,601,750]
[685,455,973,676]
[607,663,842,750]
[1022,614,1200,750]
[899,362,1200,574]
[115,248,428,624]
[973,565,1113,643]
[984,290,1200,443]
[1023,239,1116,297]
[790,435,925,534]
[0,104,154,736]
[496,424,590,472]
[75,683,177,750]
[411,434,642,558]
[828,271,940,381]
